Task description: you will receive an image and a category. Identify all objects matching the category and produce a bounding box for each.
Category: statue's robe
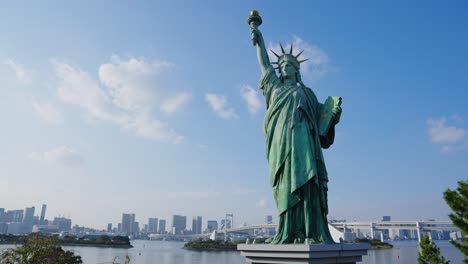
[260,67,335,244]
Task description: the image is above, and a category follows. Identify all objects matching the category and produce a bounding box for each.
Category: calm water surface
[1,240,464,264]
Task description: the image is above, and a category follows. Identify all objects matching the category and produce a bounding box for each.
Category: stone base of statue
[237,243,371,264]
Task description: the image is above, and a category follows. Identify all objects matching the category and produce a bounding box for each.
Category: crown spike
[270,49,280,58]
[289,43,293,54]
[295,50,304,58]
[298,59,309,64]
[280,43,285,54]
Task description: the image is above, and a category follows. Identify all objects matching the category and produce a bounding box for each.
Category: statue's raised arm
[248,11,271,75]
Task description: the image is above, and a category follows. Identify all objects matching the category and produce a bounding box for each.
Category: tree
[418,235,450,264]
[444,180,468,263]
[0,234,82,264]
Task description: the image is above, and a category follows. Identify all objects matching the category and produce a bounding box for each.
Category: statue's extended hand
[332,105,342,124]
[250,25,262,46]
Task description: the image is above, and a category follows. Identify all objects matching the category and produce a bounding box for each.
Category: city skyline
[1,1,467,228]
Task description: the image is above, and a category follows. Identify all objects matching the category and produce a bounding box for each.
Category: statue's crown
[270,43,309,70]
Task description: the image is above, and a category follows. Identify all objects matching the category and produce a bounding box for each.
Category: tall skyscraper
[107,223,112,233]
[39,204,47,224]
[207,220,218,232]
[265,215,273,224]
[121,213,135,235]
[148,218,158,233]
[172,215,186,234]
[22,207,35,233]
[159,219,166,234]
[192,216,202,234]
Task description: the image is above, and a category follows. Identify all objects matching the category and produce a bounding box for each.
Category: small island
[354,238,393,250]
[0,234,132,248]
[183,239,238,251]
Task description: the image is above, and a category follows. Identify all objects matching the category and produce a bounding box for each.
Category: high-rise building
[382,216,391,221]
[23,207,35,224]
[132,221,140,234]
[172,215,186,234]
[6,210,24,223]
[148,218,158,233]
[117,223,122,233]
[107,223,112,233]
[192,216,202,234]
[121,213,135,235]
[39,204,47,224]
[22,207,35,233]
[0,208,4,215]
[159,219,166,234]
[207,220,218,232]
[52,217,72,232]
[265,215,273,224]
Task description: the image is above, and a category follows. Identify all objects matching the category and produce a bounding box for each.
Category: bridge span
[221,221,459,242]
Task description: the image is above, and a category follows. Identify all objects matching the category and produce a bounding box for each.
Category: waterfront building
[148,218,158,233]
[172,215,186,234]
[53,217,72,231]
[107,223,112,233]
[5,210,24,223]
[207,220,218,232]
[382,216,391,221]
[192,216,202,234]
[159,219,166,234]
[32,225,59,234]
[6,222,24,234]
[121,213,135,235]
[265,215,273,224]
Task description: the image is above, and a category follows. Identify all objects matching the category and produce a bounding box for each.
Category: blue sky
[0,1,467,230]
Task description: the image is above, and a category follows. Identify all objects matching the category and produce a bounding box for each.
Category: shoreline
[0,242,132,249]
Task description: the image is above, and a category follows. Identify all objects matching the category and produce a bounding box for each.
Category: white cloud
[52,57,184,144]
[427,117,467,153]
[5,59,32,84]
[240,85,262,114]
[52,59,116,121]
[205,93,238,120]
[30,146,84,167]
[268,36,331,81]
[127,114,184,144]
[427,117,465,143]
[32,100,63,124]
[98,55,174,112]
[161,92,191,114]
[255,199,267,209]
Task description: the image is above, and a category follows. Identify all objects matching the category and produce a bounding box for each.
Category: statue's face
[280,60,298,79]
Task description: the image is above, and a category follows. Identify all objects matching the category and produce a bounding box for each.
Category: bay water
[1,240,464,263]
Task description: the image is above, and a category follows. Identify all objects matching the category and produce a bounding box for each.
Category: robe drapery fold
[260,67,335,244]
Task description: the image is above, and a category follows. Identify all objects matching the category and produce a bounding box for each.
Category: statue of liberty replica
[248,10,342,244]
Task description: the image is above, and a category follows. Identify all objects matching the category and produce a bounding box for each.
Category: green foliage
[184,239,237,250]
[354,238,393,250]
[418,236,449,264]
[444,180,468,263]
[0,234,82,264]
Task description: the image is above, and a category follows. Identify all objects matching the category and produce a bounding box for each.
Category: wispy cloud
[268,36,331,81]
[30,146,84,167]
[32,99,63,124]
[427,116,467,153]
[205,93,238,120]
[161,92,192,114]
[240,85,262,114]
[5,59,32,84]
[51,56,186,144]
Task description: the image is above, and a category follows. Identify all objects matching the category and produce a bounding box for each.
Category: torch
[247,10,262,46]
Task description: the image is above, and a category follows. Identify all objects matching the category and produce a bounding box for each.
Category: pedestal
[238,243,371,264]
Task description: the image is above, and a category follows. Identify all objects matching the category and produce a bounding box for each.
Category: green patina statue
[248,10,342,244]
